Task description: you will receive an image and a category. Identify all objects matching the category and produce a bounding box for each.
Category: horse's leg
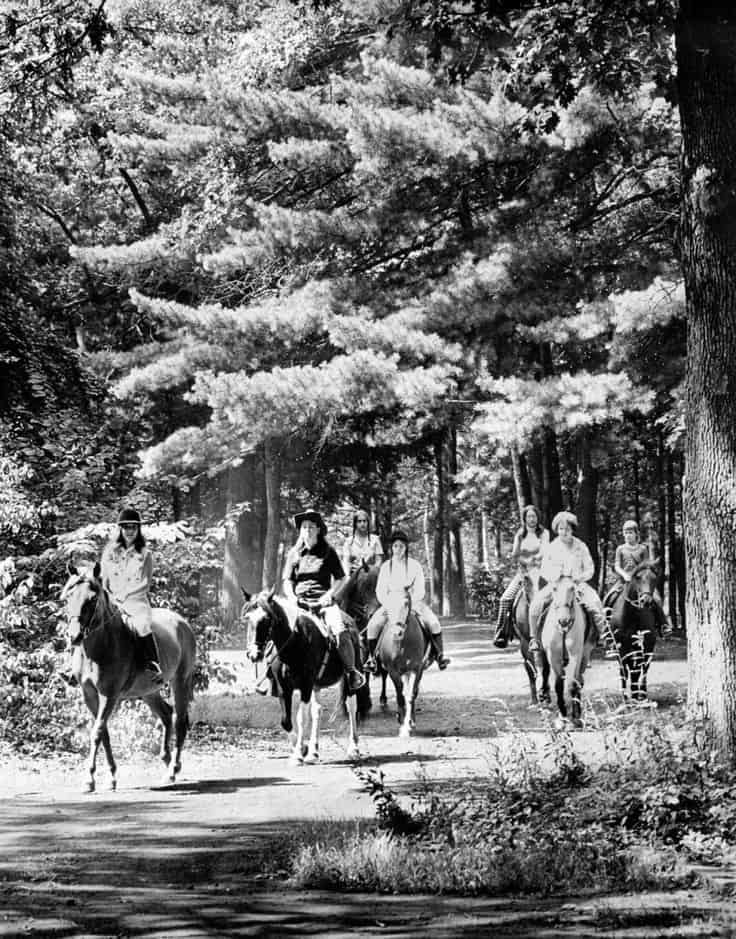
[398,672,416,739]
[84,687,117,793]
[554,673,566,719]
[380,670,388,709]
[304,689,322,764]
[391,674,406,729]
[171,674,193,780]
[344,689,360,760]
[566,651,583,726]
[143,693,174,780]
[520,642,539,706]
[291,693,308,764]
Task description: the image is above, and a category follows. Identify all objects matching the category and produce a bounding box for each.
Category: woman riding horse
[528,511,611,659]
[342,508,384,575]
[493,504,549,648]
[364,530,450,674]
[282,508,365,693]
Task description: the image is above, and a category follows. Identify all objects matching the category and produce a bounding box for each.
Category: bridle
[63,575,104,645]
[624,567,656,610]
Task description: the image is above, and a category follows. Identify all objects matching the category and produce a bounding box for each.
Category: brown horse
[510,569,550,707]
[541,577,595,726]
[61,563,196,792]
[375,590,429,738]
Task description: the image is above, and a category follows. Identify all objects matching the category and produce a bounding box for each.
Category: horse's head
[385,588,411,634]
[628,563,659,608]
[241,588,277,662]
[549,576,578,631]
[60,562,103,645]
[523,567,542,598]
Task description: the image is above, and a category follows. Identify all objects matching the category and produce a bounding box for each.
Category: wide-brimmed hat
[294,508,325,531]
[389,529,410,545]
[551,510,578,533]
[117,508,142,526]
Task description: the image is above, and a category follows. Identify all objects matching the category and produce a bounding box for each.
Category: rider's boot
[338,632,365,692]
[141,633,164,684]
[492,602,509,649]
[364,637,379,675]
[430,632,451,669]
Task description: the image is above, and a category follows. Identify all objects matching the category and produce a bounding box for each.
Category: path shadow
[155,775,289,794]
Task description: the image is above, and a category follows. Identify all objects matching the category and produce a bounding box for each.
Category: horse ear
[92,561,101,581]
[66,560,78,577]
[241,588,251,602]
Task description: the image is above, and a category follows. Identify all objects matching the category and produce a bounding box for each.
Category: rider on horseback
[363,530,450,674]
[342,508,384,574]
[282,508,365,693]
[492,505,549,648]
[527,511,611,659]
[101,508,163,683]
[606,519,671,636]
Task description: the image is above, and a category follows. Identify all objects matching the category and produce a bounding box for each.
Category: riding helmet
[389,529,410,545]
[117,508,142,526]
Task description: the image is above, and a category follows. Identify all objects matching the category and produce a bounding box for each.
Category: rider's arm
[408,559,425,606]
[509,531,522,565]
[320,548,345,605]
[613,546,629,581]
[577,541,595,583]
[282,549,298,602]
[341,539,353,573]
[371,535,385,567]
[375,561,390,607]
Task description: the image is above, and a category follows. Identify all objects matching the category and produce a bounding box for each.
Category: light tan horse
[61,563,196,792]
[376,590,430,739]
[541,576,595,726]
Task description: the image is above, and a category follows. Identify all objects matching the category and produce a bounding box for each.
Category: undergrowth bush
[287,718,734,896]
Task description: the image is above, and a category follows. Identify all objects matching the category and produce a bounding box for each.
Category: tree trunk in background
[542,428,563,527]
[423,497,435,606]
[677,3,736,751]
[598,511,611,595]
[221,457,262,625]
[480,508,490,568]
[667,451,678,628]
[262,438,282,589]
[447,426,466,616]
[510,445,532,520]
[656,431,667,597]
[632,452,641,525]
[525,442,544,518]
[575,433,599,581]
[432,433,445,615]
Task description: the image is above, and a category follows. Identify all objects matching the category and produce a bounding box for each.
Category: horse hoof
[303,752,319,765]
[288,753,303,766]
[109,779,117,792]
[398,727,411,740]
[346,745,360,761]
[84,780,95,794]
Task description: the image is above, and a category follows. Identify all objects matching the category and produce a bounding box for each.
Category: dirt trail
[3,621,733,937]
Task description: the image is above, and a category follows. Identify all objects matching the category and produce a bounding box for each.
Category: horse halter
[625,568,656,610]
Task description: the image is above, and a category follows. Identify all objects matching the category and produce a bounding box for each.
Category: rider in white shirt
[364,530,450,673]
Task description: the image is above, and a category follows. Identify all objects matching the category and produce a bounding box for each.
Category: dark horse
[61,563,196,792]
[375,590,430,738]
[335,561,390,707]
[243,590,369,763]
[607,562,660,702]
[509,569,550,707]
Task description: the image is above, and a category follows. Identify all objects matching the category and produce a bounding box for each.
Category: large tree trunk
[677,4,736,749]
[575,432,599,581]
[667,451,678,629]
[432,434,446,614]
[221,458,262,624]
[447,426,466,616]
[510,445,532,520]
[262,438,282,590]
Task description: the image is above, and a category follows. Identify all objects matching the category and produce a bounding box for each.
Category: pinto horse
[510,569,550,707]
[374,589,429,738]
[607,562,660,702]
[541,577,595,725]
[243,590,368,764]
[60,563,196,793]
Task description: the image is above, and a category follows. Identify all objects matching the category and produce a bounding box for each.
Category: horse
[243,589,368,764]
[60,563,196,793]
[540,576,595,726]
[335,561,391,708]
[607,562,660,702]
[374,589,429,738]
[509,569,551,707]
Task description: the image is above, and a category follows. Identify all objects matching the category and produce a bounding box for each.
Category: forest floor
[2,621,735,937]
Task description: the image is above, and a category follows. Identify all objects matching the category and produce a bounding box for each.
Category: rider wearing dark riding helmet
[282,508,365,693]
[363,529,450,674]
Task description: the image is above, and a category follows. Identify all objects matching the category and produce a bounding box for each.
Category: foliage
[466,563,506,618]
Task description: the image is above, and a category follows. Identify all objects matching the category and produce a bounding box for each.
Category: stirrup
[437,655,450,670]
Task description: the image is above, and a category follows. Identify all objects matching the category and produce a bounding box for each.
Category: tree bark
[575,432,599,582]
[542,427,563,527]
[262,438,282,590]
[667,451,678,628]
[432,434,445,614]
[447,426,466,616]
[632,452,641,526]
[677,3,736,749]
[510,445,532,519]
[221,460,260,624]
[656,430,667,597]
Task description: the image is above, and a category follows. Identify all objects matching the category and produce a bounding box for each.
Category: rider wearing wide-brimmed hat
[364,529,450,673]
[282,508,365,692]
[100,507,162,682]
[527,510,610,657]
